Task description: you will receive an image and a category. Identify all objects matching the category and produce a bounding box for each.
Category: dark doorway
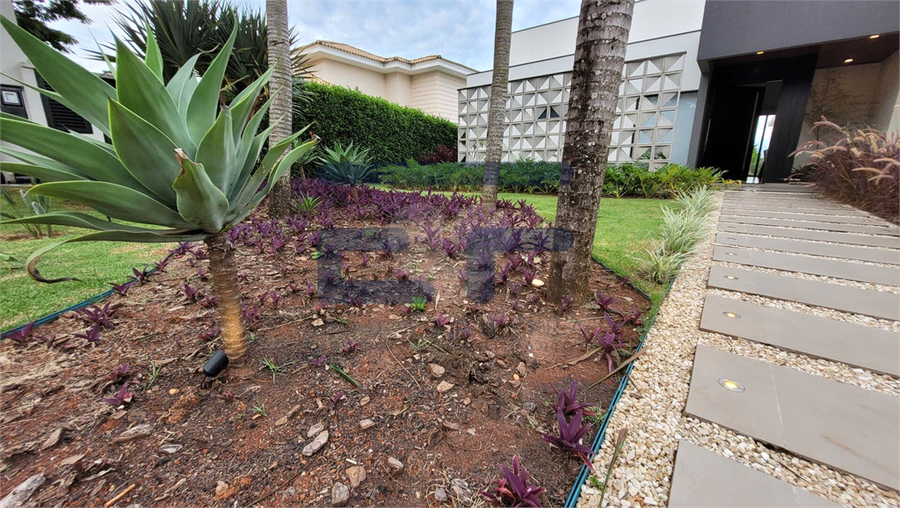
[696,55,816,182]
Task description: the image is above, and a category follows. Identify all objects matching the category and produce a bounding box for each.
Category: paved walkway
[671,185,900,505]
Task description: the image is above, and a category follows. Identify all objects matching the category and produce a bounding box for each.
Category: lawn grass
[1,191,170,330]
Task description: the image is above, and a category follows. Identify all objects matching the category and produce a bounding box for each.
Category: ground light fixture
[722,311,741,319]
[718,378,746,392]
[844,58,854,64]
[724,274,739,280]
[725,252,737,256]
[870,34,880,39]
[756,51,764,55]
[202,350,230,377]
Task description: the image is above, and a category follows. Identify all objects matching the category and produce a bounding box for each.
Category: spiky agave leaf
[0,15,317,282]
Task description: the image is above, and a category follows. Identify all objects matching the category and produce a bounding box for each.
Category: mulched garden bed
[0,182,649,507]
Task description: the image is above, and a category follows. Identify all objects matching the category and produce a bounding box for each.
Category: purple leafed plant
[594,291,617,311]
[103,382,133,406]
[395,268,410,281]
[360,252,371,268]
[4,321,36,343]
[200,294,218,308]
[269,291,280,310]
[459,323,474,340]
[105,363,132,381]
[183,284,201,303]
[624,309,644,326]
[108,281,134,296]
[74,324,102,345]
[329,391,345,409]
[441,238,459,258]
[604,313,625,336]
[542,407,593,464]
[522,266,537,285]
[310,355,327,367]
[422,224,442,250]
[130,267,151,284]
[597,331,629,372]
[241,305,261,324]
[342,340,359,354]
[76,303,119,328]
[557,294,574,315]
[553,380,595,418]
[154,257,170,273]
[171,241,193,257]
[434,313,451,327]
[481,455,546,507]
[580,325,601,347]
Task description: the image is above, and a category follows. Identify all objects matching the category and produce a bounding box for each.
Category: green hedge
[292,81,457,164]
[379,160,725,198]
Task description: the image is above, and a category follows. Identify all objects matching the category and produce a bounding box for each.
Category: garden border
[564,256,670,508]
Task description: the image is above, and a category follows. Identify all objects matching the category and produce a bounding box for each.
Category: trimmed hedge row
[292,81,457,164]
[379,160,725,198]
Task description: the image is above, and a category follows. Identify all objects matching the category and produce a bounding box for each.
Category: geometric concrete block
[707,265,900,321]
[700,295,900,376]
[669,441,841,507]
[713,246,900,286]
[715,233,900,265]
[686,345,900,491]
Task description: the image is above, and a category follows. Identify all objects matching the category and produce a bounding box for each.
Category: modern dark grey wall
[698,0,899,62]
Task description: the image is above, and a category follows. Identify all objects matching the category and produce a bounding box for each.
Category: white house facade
[459,0,900,183]
[294,41,474,122]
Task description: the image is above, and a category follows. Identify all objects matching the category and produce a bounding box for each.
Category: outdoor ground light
[722,311,741,319]
[724,274,739,280]
[725,252,737,256]
[844,58,854,64]
[718,378,745,392]
[870,34,880,39]
[202,350,230,377]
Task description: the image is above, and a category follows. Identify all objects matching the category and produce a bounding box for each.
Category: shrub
[792,120,899,224]
[292,81,456,164]
[379,160,725,198]
[318,141,373,186]
[416,144,457,164]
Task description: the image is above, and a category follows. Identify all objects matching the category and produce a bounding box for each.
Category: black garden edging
[564,256,672,508]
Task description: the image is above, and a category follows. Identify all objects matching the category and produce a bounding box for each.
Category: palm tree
[265,0,294,218]
[481,0,514,211]
[547,0,634,304]
[0,15,315,363]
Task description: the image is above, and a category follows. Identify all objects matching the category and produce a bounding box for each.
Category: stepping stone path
[670,186,900,503]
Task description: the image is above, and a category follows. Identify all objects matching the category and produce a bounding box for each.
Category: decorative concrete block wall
[458,52,686,169]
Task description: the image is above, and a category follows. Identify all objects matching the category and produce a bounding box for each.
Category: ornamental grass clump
[0,16,315,363]
[792,119,899,223]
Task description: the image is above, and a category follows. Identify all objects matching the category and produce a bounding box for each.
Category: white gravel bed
[713,260,900,294]
[576,193,900,508]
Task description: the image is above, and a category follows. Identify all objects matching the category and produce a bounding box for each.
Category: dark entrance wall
[695,55,816,182]
[697,0,898,63]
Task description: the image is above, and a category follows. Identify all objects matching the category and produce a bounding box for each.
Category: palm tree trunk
[266,0,295,218]
[481,0,514,211]
[548,0,634,305]
[206,233,247,362]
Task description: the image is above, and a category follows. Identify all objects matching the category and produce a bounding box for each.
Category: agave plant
[318,141,373,187]
[0,16,315,363]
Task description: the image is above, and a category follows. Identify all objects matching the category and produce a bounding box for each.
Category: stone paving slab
[707,265,900,320]
[719,223,900,249]
[700,295,900,376]
[686,345,900,492]
[720,216,899,236]
[668,440,840,507]
[723,203,862,214]
[728,184,817,193]
[715,233,900,265]
[723,209,886,225]
[713,246,900,286]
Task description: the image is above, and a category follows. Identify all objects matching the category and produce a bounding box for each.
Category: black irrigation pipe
[564,256,673,508]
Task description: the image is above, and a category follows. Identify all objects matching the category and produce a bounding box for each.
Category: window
[34,71,93,134]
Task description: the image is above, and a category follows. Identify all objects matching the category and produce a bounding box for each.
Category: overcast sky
[49,0,582,73]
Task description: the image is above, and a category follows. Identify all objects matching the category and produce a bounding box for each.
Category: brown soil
[0,212,648,507]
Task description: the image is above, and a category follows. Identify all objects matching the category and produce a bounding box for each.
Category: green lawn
[1,193,170,330]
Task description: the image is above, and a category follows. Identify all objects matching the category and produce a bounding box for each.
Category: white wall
[309,58,387,97]
[469,0,705,91]
[384,73,411,107]
[410,71,465,121]
[873,50,900,133]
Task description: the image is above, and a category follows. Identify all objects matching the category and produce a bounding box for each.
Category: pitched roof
[293,40,474,71]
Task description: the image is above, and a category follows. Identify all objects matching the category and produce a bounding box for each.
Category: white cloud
[45,0,581,73]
